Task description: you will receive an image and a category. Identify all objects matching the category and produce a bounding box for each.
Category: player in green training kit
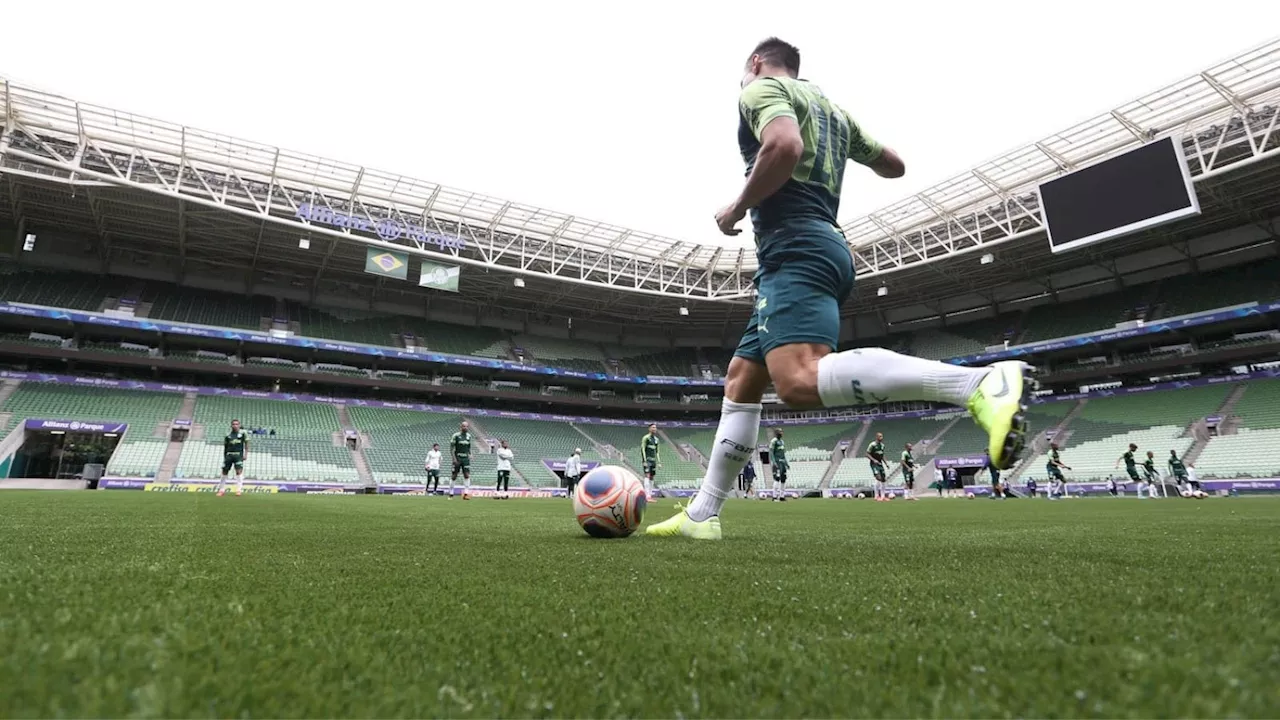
[1141,450,1160,498]
[1114,443,1142,497]
[648,38,1033,540]
[768,428,789,502]
[450,420,473,499]
[901,443,917,501]
[867,432,888,502]
[216,419,249,497]
[641,424,661,498]
[1168,450,1195,495]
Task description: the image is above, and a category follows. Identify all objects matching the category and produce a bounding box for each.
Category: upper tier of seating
[2,256,1279,379]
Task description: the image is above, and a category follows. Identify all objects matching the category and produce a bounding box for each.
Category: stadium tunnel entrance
[0,419,127,485]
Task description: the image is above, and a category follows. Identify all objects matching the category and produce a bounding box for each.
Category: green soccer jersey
[901,449,914,469]
[738,77,883,239]
[1169,456,1187,475]
[224,430,247,456]
[450,431,472,461]
[867,440,885,465]
[1123,450,1137,470]
[642,433,661,462]
[1143,458,1156,475]
[769,437,787,466]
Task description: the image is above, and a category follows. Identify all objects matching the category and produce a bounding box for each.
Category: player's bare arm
[868,147,905,178]
[716,118,804,236]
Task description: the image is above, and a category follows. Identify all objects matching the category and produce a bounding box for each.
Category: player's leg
[217,456,232,496]
[745,235,1031,469]
[235,462,245,495]
[462,467,472,498]
[646,349,769,537]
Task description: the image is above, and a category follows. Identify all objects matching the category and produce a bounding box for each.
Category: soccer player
[648,38,1032,540]
[984,450,1005,499]
[1046,443,1071,499]
[1168,450,1191,494]
[640,423,662,498]
[424,443,442,495]
[450,420,473,500]
[769,428,789,501]
[564,448,583,497]
[867,432,888,501]
[495,439,514,498]
[216,419,249,496]
[1115,443,1142,498]
[1141,451,1160,498]
[900,442,917,501]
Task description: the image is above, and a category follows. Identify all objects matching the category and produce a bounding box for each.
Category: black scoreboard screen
[1038,136,1200,254]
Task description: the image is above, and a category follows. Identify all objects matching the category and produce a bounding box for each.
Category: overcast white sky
[2,2,1278,247]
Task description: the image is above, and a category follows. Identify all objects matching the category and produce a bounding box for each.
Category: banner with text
[25,418,128,434]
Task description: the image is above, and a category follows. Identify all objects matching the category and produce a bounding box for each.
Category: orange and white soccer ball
[573,465,647,538]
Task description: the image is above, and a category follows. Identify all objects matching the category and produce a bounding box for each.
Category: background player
[866,432,888,501]
[450,420,473,500]
[495,439,514,498]
[900,442,917,501]
[769,428,788,501]
[640,423,661,498]
[985,450,1005,499]
[216,419,249,497]
[1141,451,1160,498]
[564,448,583,498]
[1168,450,1194,495]
[425,443,442,495]
[649,38,1033,540]
[1115,443,1141,497]
[1046,442,1071,498]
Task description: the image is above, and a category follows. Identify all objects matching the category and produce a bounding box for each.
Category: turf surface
[1,493,1278,718]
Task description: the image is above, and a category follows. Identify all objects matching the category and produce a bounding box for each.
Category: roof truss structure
[2,39,1280,303]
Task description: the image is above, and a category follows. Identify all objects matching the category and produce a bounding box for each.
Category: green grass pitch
[2,493,1278,718]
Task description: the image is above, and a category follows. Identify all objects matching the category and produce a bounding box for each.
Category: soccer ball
[573,465,647,538]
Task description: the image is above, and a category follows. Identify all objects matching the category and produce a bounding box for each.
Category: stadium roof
[1,38,1279,315]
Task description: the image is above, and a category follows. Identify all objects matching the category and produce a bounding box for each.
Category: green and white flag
[418,260,461,292]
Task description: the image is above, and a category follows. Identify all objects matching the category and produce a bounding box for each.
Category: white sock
[236,475,244,492]
[217,475,227,492]
[687,399,762,522]
[817,348,990,408]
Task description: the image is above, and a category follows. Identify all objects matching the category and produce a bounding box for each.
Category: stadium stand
[576,423,705,487]
[145,285,273,330]
[0,267,113,311]
[0,383,182,477]
[907,314,1022,360]
[932,417,992,458]
[511,335,607,373]
[176,395,356,483]
[605,346,703,377]
[346,406,481,485]
[1021,386,1231,482]
[466,416,595,487]
[1155,259,1280,319]
[1195,379,1280,478]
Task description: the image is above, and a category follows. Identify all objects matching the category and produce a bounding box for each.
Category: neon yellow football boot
[966,361,1037,471]
[644,503,723,540]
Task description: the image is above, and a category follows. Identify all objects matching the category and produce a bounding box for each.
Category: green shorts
[222,453,244,474]
[735,221,855,364]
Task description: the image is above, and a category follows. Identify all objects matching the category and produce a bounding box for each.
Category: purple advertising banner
[98,478,360,494]
[376,484,568,498]
[3,367,1279,430]
[934,455,990,469]
[541,459,603,473]
[172,418,192,427]
[25,418,127,434]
